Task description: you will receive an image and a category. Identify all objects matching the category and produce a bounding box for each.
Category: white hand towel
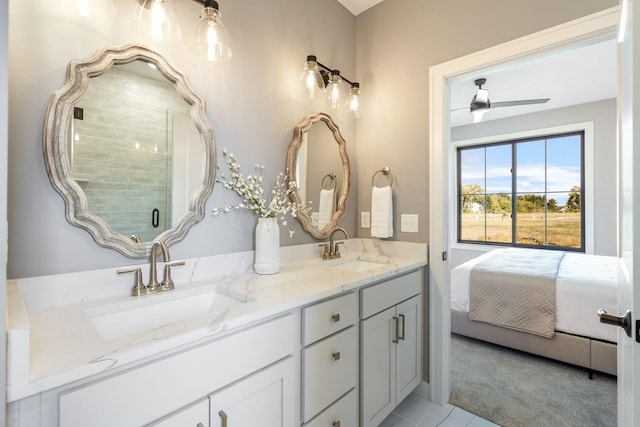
[317,188,335,229]
[371,185,393,238]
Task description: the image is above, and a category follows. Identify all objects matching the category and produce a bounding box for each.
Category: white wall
[451,98,617,259]
[7,0,356,278]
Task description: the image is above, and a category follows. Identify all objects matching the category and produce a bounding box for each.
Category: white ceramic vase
[254,217,280,274]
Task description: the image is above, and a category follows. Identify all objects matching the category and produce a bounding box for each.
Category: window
[457,131,584,251]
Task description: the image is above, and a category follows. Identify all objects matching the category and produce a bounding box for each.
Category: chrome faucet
[118,240,184,296]
[148,240,171,293]
[320,227,349,260]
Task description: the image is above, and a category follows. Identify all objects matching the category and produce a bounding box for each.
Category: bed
[450,248,618,376]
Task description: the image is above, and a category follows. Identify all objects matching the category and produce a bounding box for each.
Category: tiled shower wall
[72,64,191,242]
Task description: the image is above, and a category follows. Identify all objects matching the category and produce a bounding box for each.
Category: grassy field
[460,212,581,248]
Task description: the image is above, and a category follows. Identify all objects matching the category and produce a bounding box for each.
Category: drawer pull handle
[393,316,400,343]
[333,421,341,427]
[332,351,341,361]
[332,313,341,322]
[219,410,228,427]
[398,313,406,341]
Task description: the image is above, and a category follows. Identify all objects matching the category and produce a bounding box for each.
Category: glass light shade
[300,57,325,99]
[348,84,361,118]
[132,0,182,43]
[325,72,347,110]
[75,0,116,17]
[193,7,232,61]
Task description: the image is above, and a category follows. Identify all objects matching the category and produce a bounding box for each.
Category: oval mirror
[43,44,216,257]
[286,113,350,239]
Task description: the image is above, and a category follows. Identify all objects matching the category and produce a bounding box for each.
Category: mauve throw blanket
[469,249,565,338]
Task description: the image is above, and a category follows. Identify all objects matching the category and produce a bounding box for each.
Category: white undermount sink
[86,287,247,340]
[327,255,391,272]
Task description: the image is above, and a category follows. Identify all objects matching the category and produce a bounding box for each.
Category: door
[616,0,640,425]
[396,295,421,403]
[361,306,396,427]
[209,357,295,427]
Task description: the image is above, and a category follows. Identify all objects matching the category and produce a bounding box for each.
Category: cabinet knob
[331,313,341,322]
[333,421,341,427]
[332,351,341,361]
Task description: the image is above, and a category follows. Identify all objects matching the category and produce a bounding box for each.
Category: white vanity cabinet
[49,314,297,427]
[301,292,358,426]
[149,399,209,427]
[360,270,422,427]
[209,357,296,427]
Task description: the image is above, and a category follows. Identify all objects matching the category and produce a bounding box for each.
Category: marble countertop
[6,239,427,402]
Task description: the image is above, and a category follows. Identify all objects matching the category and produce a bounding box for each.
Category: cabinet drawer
[304,388,358,427]
[360,270,421,319]
[303,292,357,346]
[302,326,357,422]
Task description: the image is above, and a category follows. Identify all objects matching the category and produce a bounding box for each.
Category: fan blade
[491,98,550,108]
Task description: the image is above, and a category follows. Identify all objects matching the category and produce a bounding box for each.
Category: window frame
[451,122,594,253]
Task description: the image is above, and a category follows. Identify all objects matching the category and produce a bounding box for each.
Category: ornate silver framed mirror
[43,44,216,257]
[286,113,350,239]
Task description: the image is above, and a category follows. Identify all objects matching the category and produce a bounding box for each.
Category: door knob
[597,308,632,337]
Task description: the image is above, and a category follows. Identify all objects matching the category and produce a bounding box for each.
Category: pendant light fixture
[192,0,232,61]
[132,0,182,43]
[326,70,347,110]
[300,55,325,99]
[133,0,233,61]
[299,55,362,117]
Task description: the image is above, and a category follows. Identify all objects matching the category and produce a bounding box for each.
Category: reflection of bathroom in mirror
[287,113,349,239]
[43,44,216,258]
[70,60,202,242]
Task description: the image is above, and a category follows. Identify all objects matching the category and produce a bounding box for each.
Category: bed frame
[451,309,616,377]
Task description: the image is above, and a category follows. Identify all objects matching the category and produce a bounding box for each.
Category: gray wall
[8,0,356,278]
[452,98,617,257]
[353,0,618,243]
[7,0,618,278]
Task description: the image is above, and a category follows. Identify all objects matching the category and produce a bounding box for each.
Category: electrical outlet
[401,214,419,233]
[361,211,371,228]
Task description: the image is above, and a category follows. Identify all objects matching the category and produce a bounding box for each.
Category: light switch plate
[401,214,419,233]
[361,211,371,228]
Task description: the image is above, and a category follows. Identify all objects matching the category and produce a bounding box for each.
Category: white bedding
[451,249,618,343]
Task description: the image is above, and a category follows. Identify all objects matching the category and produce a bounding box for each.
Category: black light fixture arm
[308,55,358,87]
[193,0,220,9]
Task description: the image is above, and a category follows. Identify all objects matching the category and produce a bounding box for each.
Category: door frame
[428,6,620,405]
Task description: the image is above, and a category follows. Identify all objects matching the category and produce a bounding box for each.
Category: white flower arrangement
[213,149,303,234]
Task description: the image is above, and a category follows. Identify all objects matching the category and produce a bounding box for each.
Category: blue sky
[460,134,582,206]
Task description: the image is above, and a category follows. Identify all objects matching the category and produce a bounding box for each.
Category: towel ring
[371,167,393,188]
[322,173,337,190]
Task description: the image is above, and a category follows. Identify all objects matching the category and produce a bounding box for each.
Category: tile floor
[380,392,499,427]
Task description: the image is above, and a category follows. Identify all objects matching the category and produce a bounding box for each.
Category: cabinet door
[149,399,209,427]
[209,357,295,427]
[360,307,396,427]
[395,294,421,403]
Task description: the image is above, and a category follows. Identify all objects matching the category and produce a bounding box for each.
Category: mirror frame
[43,44,216,257]
[286,113,350,239]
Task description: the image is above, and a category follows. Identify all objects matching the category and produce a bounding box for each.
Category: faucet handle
[117,267,146,297]
[333,241,345,257]
[318,243,330,260]
[161,261,185,291]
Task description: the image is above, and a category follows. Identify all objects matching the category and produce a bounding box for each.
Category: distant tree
[566,186,581,212]
[460,184,484,212]
[547,198,559,212]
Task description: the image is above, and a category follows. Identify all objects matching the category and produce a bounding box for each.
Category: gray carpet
[449,333,617,427]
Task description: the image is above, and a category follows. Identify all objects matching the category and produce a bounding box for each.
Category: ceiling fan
[457,78,550,123]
